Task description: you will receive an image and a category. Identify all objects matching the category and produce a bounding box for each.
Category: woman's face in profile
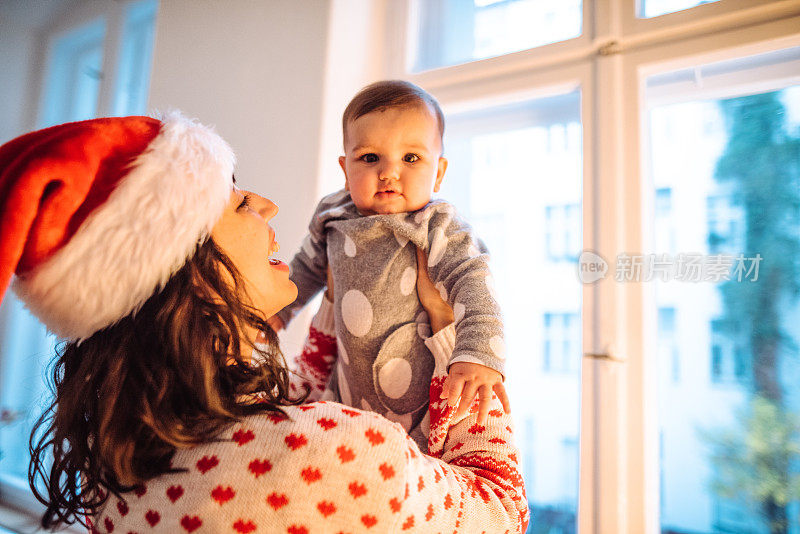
[211,188,297,319]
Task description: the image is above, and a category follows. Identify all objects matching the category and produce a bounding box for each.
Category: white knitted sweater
[91,301,529,533]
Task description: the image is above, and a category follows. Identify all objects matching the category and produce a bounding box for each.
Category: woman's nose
[251,192,278,220]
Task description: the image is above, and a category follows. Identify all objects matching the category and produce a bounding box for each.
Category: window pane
[440,90,582,531]
[639,0,721,18]
[412,0,582,72]
[648,75,800,532]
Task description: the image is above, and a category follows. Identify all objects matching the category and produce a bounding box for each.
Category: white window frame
[377,1,800,532]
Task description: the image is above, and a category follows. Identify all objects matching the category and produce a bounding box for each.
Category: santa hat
[0,112,235,341]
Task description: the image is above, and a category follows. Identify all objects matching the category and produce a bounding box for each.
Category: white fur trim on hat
[12,111,235,340]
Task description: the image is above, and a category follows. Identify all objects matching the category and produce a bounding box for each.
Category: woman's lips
[269,258,290,272]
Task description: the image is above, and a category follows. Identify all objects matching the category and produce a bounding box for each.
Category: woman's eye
[238,193,252,211]
[404,153,420,163]
[360,153,378,163]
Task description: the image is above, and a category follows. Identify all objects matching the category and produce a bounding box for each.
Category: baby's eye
[403,153,420,163]
[359,153,378,163]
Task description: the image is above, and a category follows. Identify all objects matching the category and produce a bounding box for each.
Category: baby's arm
[415,214,509,423]
[274,199,332,328]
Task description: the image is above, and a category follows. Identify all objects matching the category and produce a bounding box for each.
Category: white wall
[147,0,334,352]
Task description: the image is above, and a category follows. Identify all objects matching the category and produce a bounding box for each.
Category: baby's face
[339,105,447,216]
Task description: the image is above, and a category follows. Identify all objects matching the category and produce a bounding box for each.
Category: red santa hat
[0,111,235,340]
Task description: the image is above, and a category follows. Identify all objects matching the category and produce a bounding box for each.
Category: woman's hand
[415,247,454,334]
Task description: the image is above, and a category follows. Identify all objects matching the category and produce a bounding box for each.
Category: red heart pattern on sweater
[360,514,377,528]
[389,497,402,513]
[285,433,308,450]
[196,455,219,474]
[425,503,435,521]
[166,485,184,503]
[364,428,384,445]
[266,492,288,510]
[316,500,336,517]
[232,429,255,446]
[468,423,486,434]
[316,417,337,430]
[336,445,355,463]
[145,510,160,526]
[301,466,322,483]
[104,517,114,532]
[287,526,309,534]
[211,485,235,505]
[401,515,415,530]
[248,458,272,477]
[298,405,315,411]
[348,481,367,498]
[134,485,147,498]
[444,493,453,509]
[232,519,256,533]
[116,500,128,516]
[378,463,395,480]
[340,408,360,417]
[180,515,202,532]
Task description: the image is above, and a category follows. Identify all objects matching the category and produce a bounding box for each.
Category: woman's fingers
[493,382,511,414]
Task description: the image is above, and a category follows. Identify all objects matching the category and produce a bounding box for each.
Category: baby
[276,80,508,449]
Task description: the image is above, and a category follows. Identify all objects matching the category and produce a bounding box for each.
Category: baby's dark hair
[342,80,444,142]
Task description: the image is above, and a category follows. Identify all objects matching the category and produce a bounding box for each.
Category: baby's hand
[442,362,510,425]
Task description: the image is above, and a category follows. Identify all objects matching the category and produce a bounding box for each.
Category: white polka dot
[344,234,356,257]
[485,274,497,300]
[428,228,447,267]
[324,190,347,204]
[400,267,416,296]
[416,311,431,339]
[337,338,349,365]
[468,244,480,258]
[301,235,316,258]
[395,233,409,248]
[489,336,506,360]
[337,363,352,404]
[414,211,426,224]
[378,358,413,399]
[385,410,413,431]
[360,398,373,412]
[434,282,447,302]
[341,290,373,337]
[453,302,466,323]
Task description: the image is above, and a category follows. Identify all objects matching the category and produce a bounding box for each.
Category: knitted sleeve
[287,296,337,401]
[423,203,506,376]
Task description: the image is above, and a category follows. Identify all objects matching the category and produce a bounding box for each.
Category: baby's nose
[378,161,400,181]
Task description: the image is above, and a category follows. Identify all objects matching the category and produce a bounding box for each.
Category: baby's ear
[433,157,448,193]
[339,156,349,190]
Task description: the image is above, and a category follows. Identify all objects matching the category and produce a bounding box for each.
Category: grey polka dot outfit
[276,189,505,449]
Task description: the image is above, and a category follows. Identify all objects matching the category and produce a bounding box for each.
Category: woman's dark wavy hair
[28,238,306,529]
